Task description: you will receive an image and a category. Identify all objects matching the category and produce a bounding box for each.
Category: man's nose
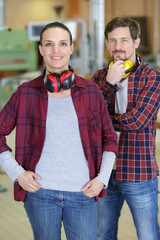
[115,41,122,49]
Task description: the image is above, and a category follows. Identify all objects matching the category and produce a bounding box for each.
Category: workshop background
[0,0,160,240]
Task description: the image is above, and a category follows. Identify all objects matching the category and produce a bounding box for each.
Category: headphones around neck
[108,55,141,79]
[44,66,75,93]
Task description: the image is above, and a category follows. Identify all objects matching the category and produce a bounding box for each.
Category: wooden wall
[5,0,69,29]
[104,0,160,55]
[4,0,160,55]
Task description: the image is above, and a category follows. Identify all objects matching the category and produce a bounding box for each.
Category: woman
[0,22,117,240]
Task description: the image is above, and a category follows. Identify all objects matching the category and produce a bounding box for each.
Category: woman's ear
[39,45,43,57]
[70,43,74,55]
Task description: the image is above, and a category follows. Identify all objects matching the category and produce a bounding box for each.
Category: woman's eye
[61,42,67,46]
[46,43,52,47]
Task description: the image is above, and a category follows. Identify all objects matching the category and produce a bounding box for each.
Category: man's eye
[109,40,116,43]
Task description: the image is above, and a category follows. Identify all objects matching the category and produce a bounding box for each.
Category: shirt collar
[73,74,87,88]
[29,75,45,88]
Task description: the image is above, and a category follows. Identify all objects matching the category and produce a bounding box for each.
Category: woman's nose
[52,44,60,53]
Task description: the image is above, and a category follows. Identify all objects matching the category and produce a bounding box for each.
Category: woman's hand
[81,179,104,197]
[17,171,41,192]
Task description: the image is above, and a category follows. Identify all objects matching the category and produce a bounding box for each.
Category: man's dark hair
[40,21,73,46]
[105,17,141,40]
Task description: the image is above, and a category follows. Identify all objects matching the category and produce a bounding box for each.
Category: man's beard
[112,50,127,62]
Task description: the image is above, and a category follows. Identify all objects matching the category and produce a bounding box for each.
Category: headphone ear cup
[108,60,114,69]
[45,73,61,93]
[108,60,134,79]
[123,60,134,79]
[60,71,75,90]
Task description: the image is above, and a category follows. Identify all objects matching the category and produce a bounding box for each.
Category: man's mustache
[112,50,125,54]
[112,51,126,61]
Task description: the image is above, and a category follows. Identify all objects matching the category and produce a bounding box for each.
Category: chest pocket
[87,110,101,127]
[77,111,101,131]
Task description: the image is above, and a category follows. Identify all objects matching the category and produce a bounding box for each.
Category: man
[92,17,160,240]
[0,22,117,240]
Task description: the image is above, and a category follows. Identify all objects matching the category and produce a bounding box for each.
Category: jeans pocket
[151,177,159,194]
[81,191,96,202]
[30,187,42,194]
[25,187,42,202]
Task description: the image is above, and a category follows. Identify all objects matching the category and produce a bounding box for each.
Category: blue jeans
[24,188,97,240]
[97,171,160,240]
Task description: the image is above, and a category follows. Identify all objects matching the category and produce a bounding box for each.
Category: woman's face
[39,27,74,74]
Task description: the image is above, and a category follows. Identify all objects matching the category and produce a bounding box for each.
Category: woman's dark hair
[40,21,73,46]
[105,17,140,40]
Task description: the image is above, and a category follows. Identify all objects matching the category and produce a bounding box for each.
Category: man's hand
[17,171,41,192]
[81,179,104,198]
[107,60,126,85]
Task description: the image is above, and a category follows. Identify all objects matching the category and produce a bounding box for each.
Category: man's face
[39,27,74,73]
[106,26,140,63]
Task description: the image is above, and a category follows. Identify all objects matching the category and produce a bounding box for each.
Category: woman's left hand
[81,179,104,197]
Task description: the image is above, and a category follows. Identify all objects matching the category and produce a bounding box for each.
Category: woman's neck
[48,89,71,98]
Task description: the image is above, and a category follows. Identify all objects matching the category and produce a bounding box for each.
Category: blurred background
[0,0,160,109]
[0,1,160,239]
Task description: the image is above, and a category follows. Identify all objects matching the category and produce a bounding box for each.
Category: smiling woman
[0,21,118,240]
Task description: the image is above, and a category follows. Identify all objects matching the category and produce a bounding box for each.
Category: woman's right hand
[17,171,41,192]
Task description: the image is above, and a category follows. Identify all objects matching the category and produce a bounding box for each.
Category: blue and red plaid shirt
[0,74,118,201]
[92,58,160,182]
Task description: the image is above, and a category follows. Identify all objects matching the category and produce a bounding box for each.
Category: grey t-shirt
[35,96,90,192]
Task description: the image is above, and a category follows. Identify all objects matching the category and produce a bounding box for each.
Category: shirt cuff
[0,151,25,182]
[96,151,116,188]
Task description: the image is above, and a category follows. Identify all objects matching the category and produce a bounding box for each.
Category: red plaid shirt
[0,74,118,201]
[92,59,160,182]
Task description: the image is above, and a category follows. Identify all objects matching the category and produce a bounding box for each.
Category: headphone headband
[42,65,74,78]
[125,55,141,73]
[44,66,75,93]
